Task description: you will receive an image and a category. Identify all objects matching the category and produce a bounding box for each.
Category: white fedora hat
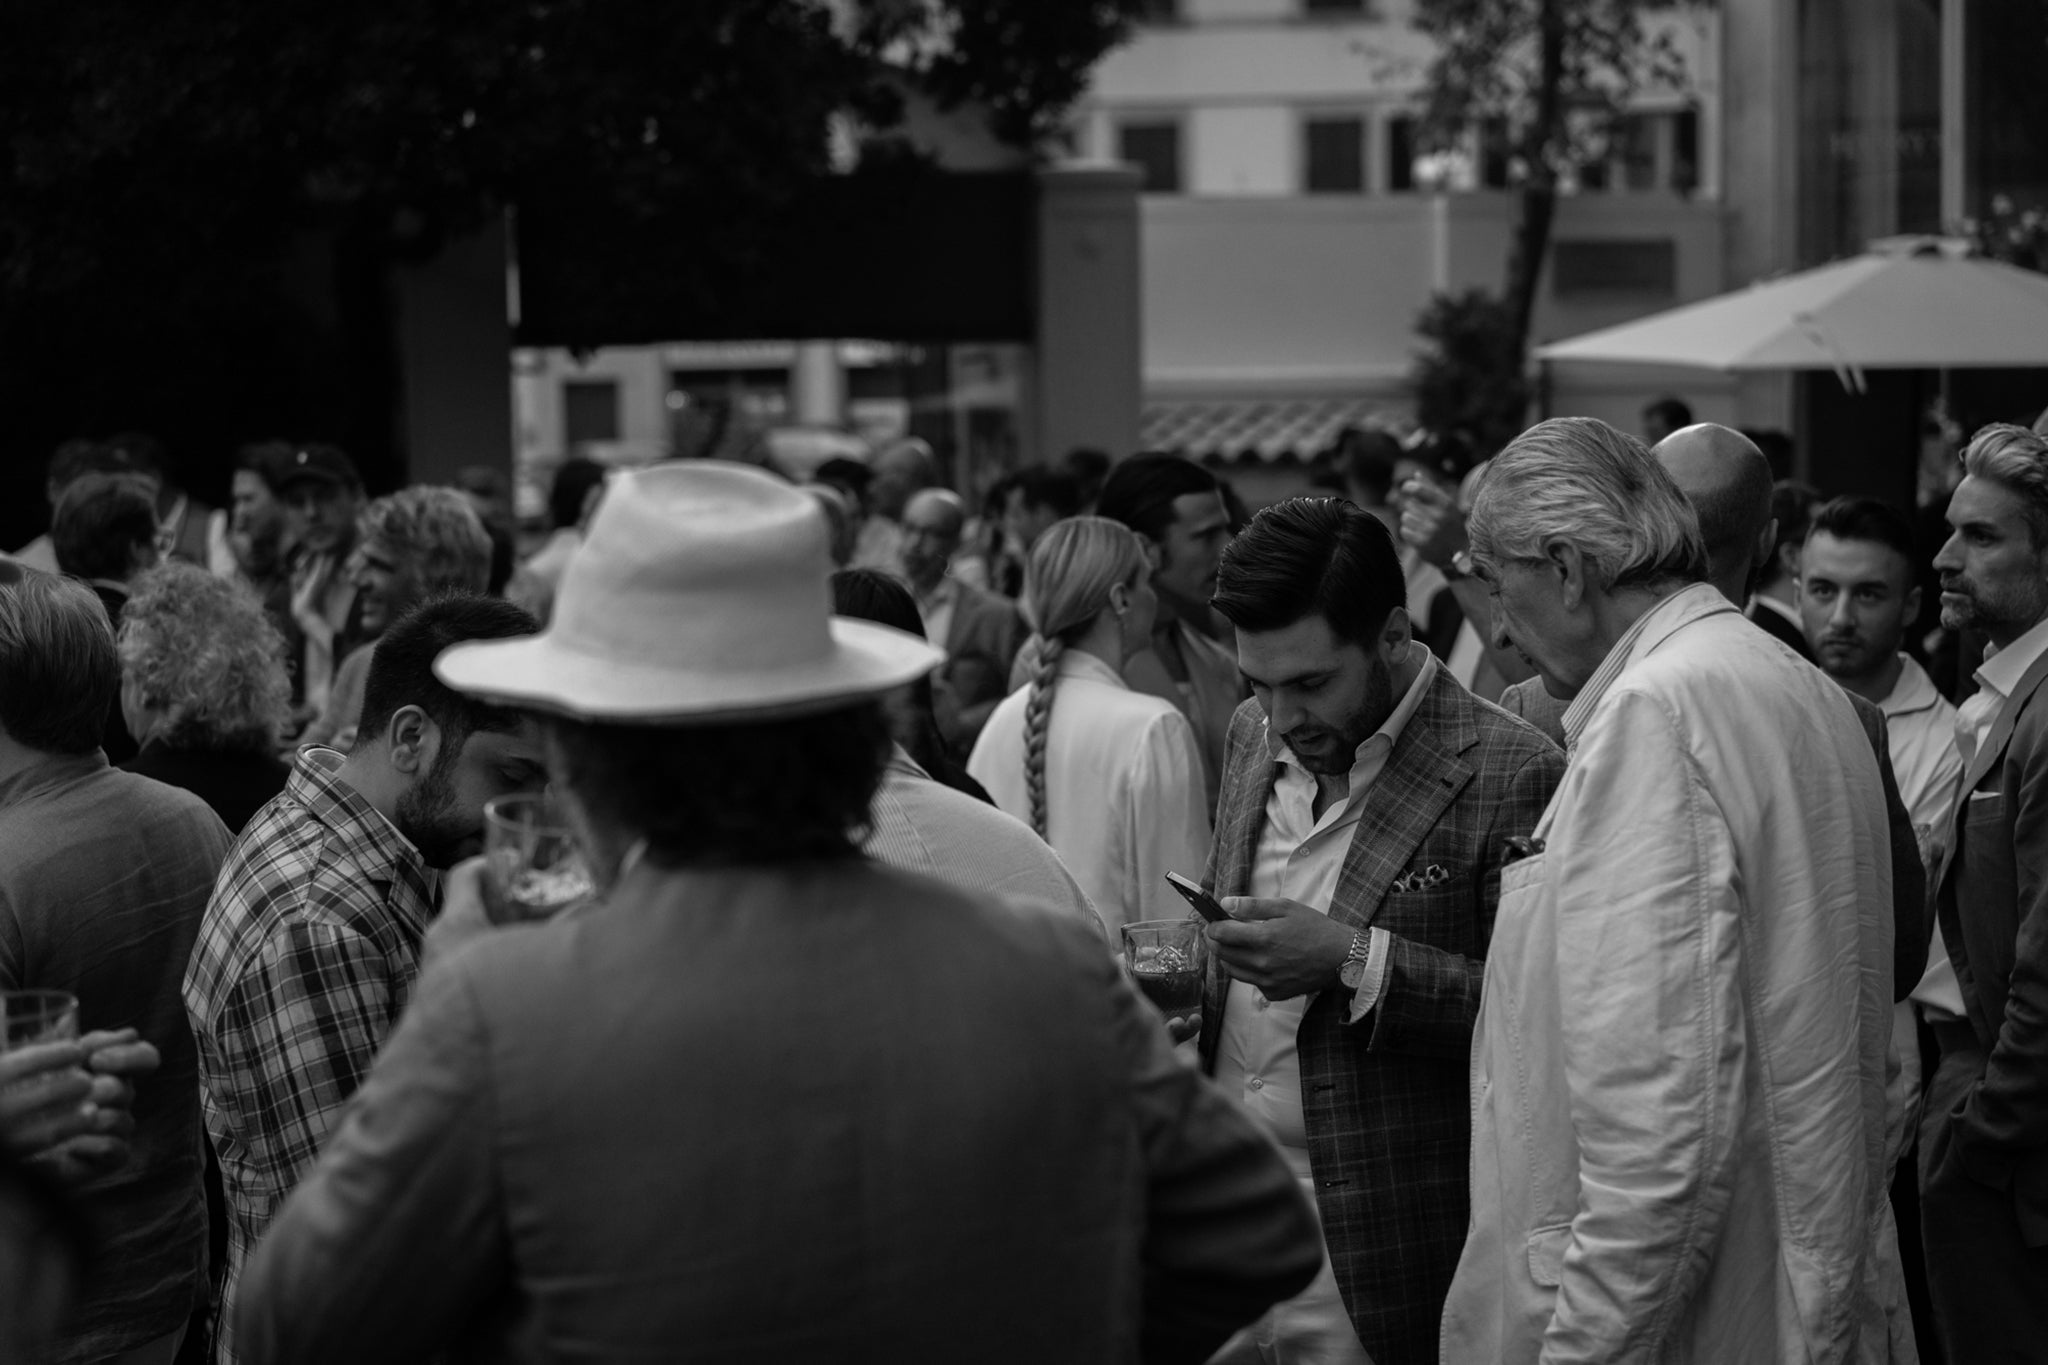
[435,461,942,722]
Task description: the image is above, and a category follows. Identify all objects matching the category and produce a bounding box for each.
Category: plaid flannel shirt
[184,747,436,1365]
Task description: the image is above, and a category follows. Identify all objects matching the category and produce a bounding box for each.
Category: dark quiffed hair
[1095,453,1218,545]
[1010,466,1083,520]
[548,458,608,532]
[45,438,134,498]
[1212,497,1405,649]
[235,441,292,488]
[547,702,892,864]
[52,474,159,581]
[1807,496,1920,572]
[0,563,119,755]
[1643,395,1694,431]
[357,594,538,748]
[831,567,923,637]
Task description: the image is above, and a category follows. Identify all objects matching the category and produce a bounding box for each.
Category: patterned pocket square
[1391,863,1452,894]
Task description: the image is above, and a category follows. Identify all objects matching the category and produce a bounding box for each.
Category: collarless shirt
[1215,647,1436,1156]
[184,746,437,1365]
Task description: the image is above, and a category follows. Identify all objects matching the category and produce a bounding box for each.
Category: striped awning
[1139,397,1398,464]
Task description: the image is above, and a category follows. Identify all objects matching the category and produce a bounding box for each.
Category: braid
[1022,636,1064,839]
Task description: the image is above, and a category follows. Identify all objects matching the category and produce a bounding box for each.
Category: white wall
[1187,106,1294,194]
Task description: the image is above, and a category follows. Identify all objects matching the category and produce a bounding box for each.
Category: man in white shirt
[1920,422,2048,1358]
[1197,498,1564,1365]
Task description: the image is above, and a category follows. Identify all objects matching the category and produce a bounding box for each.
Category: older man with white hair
[1441,418,1896,1363]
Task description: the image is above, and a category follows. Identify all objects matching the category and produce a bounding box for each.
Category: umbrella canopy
[1535,237,2048,386]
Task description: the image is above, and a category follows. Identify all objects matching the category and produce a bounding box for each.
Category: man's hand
[1398,477,1469,570]
[1206,898,1353,1000]
[0,1041,97,1158]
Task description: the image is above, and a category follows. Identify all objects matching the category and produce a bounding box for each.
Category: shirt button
[1255,995,1270,1010]
[1248,1077,1265,1091]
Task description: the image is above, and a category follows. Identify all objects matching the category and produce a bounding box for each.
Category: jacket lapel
[1332,670,1477,933]
[1936,646,2048,894]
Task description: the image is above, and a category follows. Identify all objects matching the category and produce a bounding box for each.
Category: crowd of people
[2,397,2047,1365]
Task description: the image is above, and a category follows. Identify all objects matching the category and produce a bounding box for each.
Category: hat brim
[433,617,945,725]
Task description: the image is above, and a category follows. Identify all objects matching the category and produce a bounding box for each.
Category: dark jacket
[122,742,291,836]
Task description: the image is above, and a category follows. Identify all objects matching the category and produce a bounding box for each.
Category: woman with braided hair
[967,517,1211,936]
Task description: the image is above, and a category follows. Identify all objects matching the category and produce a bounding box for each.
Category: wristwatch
[1444,548,1476,581]
[1338,929,1373,991]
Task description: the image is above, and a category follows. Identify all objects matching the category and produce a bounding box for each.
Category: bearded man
[185,593,545,1364]
[1194,497,1564,1365]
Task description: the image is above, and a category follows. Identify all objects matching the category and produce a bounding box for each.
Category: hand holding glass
[1122,919,1205,1022]
[484,794,595,923]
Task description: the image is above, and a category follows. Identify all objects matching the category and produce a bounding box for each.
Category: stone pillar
[1032,164,1143,466]
[791,341,845,426]
[394,219,514,488]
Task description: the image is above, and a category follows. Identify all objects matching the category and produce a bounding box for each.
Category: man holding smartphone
[1198,498,1564,1365]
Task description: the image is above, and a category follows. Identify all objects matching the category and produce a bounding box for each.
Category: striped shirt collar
[1562,582,1735,754]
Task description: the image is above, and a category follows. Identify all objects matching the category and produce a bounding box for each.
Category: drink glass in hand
[1122,919,1205,1020]
[484,794,596,924]
[2,992,79,1052]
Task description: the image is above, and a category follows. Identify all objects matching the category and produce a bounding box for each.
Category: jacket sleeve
[1949,712,2048,1221]
[236,950,505,1365]
[1543,691,1743,1362]
[1109,947,1322,1362]
[1369,743,1565,1061]
[1876,732,1929,1002]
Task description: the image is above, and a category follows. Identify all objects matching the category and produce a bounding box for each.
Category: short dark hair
[1332,427,1404,504]
[356,594,538,748]
[104,431,169,481]
[1095,453,1219,544]
[831,567,924,637]
[52,474,158,582]
[234,441,292,488]
[1009,466,1083,520]
[1806,496,1921,579]
[1763,479,1822,584]
[1643,396,1693,430]
[548,458,608,531]
[0,563,119,755]
[547,703,891,865]
[1212,497,1405,649]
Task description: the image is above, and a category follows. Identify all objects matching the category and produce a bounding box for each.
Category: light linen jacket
[1444,584,1897,1365]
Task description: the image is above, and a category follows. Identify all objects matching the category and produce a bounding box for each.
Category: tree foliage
[0,0,1142,299]
[1409,288,1531,460]
[1407,0,1696,425]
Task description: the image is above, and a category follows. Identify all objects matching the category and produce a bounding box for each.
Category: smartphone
[1164,872,1229,923]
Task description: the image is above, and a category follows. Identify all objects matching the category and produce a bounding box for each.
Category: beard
[1282,654,1397,776]
[395,744,475,869]
[1942,573,2048,640]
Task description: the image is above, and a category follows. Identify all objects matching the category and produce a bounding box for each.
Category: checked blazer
[1196,669,1563,1365]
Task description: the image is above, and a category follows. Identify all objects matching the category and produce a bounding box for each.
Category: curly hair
[1018,517,1148,838]
[545,703,891,865]
[116,562,290,754]
[357,487,492,596]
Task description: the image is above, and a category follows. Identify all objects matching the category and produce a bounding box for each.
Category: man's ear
[1378,605,1414,661]
[1545,537,1589,612]
[1904,583,1923,623]
[384,705,439,779]
[1754,516,1780,586]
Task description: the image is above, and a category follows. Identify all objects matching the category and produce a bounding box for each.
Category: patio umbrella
[1534,236,2048,392]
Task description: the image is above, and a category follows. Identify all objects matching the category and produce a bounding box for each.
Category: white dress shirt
[914,576,958,655]
[967,648,1211,936]
[1215,647,1436,1156]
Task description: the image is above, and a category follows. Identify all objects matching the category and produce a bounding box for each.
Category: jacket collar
[1562,583,1735,753]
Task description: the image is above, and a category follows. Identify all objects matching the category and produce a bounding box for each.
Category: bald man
[852,438,940,572]
[900,488,1024,754]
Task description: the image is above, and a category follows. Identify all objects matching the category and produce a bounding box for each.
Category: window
[563,380,620,447]
[1304,117,1366,194]
[1387,116,1418,192]
[1302,0,1367,12]
[1551,239,1678,298]
[1479,117,1513,190]
[1117,121,1183,195]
